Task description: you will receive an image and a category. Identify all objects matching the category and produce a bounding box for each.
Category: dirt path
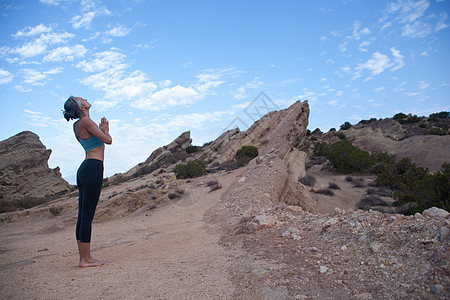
[0,171,240,299]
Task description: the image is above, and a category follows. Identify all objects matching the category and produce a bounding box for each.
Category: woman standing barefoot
[63,96,112,267]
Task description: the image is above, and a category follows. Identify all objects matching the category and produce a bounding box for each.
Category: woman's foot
[79,258,107,268]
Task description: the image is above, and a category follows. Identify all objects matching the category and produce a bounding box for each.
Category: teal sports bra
[78,135,104,152]
[75,122,104,152]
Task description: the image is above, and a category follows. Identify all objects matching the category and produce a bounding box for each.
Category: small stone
[319,266,329,275]
[341,245,348,251]
[281,230,291,237]
[369,242,383,254]
[306,247,319,253]
[322,217,339,230]
[287,227,301,235]
[334,207,342,215]
[388,216,396,222]
[238,177,246,184]
[430,284,443,294]
[358,235,367,242]
[422,207,449,218]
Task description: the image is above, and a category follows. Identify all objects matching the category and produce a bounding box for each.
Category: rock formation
[111,131,193,180]
[0,131,71,205]
[199,100,316,211]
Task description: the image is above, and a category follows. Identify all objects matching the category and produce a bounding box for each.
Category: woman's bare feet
[77,241,107,267]
[79,258,107,268]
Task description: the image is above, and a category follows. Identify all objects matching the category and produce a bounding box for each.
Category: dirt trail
[0,171,240,299]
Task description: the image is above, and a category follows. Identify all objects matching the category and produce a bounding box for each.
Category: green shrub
[335,132,346,140]
[359,118,377,125]
[419,123,427,128]
[186,146,198,153]
[340,122,352,130]
[311,128,322,135]
[173,160,206,179]
[429,111,449,121]
[394,112,407,120]
[429,128,448,136]
[235,145,258,159]
[315,140,375,173]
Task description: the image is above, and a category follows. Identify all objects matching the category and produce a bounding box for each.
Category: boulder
[0,131,71,205]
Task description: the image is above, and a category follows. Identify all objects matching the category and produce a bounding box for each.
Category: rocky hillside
[0,131,71,212]
[307,113,450,172]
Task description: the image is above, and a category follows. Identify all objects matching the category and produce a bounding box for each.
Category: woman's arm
[85,117,112,144]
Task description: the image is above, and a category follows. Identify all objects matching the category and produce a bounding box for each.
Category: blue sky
[0,0,449,184]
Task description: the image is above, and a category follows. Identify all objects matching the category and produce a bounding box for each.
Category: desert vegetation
[313,138,449,214]
[173,160,207,179]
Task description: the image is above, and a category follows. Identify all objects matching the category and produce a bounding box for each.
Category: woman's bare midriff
[85,144,105,161]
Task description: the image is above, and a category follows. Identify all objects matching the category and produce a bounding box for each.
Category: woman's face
[75,97,91,110]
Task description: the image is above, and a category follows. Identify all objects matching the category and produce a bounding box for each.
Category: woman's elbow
[105,137,112,145]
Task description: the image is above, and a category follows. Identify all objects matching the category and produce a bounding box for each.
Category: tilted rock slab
[217,100,317,216]
[0,131,71,203]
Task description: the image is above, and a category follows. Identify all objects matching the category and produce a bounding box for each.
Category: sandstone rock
[0,131,71,205]
[422,207,449,218]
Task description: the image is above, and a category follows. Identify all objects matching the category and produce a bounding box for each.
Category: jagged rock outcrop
[0,131,71,203]
[111,131,193,180]
[202,100,316,212]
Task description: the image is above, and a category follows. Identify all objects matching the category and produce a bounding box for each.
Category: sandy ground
[0,171,240,299]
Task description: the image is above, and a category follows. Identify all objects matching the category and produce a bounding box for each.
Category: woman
[63,96,112,267]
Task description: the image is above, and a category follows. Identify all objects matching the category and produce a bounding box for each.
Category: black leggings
[76,159,104,243]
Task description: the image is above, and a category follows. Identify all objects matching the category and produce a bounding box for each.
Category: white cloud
[166,111,234,130]
[21,67,62,85]
[71,11,96,29]
[353,49,405,78]
[358,39,373,52]
[13,40,47,58]
[436,12,449,31]
[39,0,68,5]
[106,25,131,37]
[402,20,432,37]
[405,92,421,96]
[349,20,371,40]
[44,44,87,62]
[133,85,201,110]
[233,77,264,100]
[12,24,52,38]
[381,0,441,38]
[0,69,14,84]
[390,47,405,71]
[355,52,391,76]
[15,85,32,93]
[375,86,386,92]
[418,80,429,89]
[77,50,127,72]
[82,69,157,107]
[9,24,74,59]
[387,0,429,24]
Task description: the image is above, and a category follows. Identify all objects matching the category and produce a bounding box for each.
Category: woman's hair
[63,96,82,121]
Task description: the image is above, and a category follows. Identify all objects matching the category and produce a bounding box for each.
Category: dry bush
[328,182,340,190]
[314,189,335,196]
[299,175,316,187]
